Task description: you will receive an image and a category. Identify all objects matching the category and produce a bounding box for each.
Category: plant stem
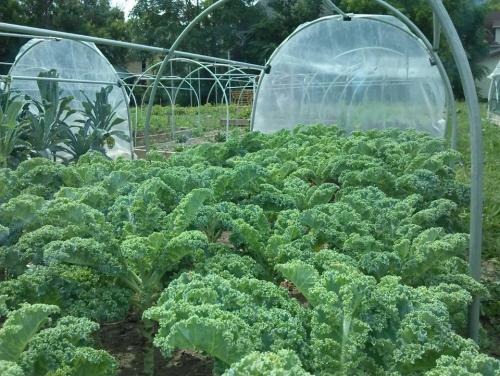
[142,318,155,376]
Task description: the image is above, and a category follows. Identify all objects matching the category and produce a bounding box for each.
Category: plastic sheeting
[252,15,447,137]
[9,38,132,158]
[488,60,500,119]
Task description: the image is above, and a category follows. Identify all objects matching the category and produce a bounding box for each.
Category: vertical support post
[170,60,175,140]
[215,65,218,105]
[197,68,201,129]
[372,0,458,148]
[189,65,193,107]
[426,0,484,342]
[433,0,442,51]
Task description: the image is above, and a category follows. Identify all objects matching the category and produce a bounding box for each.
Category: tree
[485,0,500,11]
[336,0,489,95]
[0,0,130,68]
[245,0,489,96]
[245,0,322,63]
[129,0,265,62]
[128,0,265,104]
[0,0,27,74]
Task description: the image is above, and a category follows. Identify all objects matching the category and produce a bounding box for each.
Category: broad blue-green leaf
[0,304,59,362]
[276,260,320,305]
[165,316,252,366]
[171,188,212,234]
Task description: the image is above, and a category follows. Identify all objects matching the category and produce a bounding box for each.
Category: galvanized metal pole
[324,0,349,18]
[143,0,232,150]
[1,75,117,86]
[0,22,265,71]
[370,0,458,148]
[433,0,442,51]
[425,0,484,342]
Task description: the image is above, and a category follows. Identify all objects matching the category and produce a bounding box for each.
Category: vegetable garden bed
[0,125,499,375]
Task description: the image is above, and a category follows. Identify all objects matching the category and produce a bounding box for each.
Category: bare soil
[98,316,213,376]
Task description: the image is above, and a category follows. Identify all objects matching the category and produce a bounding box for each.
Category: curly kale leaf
[223,350,312,376]
[0,265,131,322]
[0,304,59,362]
[0,304,116,376]
[0,361,24,376]
[424,349,500,376]
[145,272,309,367]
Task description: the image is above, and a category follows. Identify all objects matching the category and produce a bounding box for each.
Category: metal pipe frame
[122,57,256,146]
[0,0,483,341]
[204,64,257,105]
[143,0,233,150]
[254,0,483,342]
[0,22,265,71]
[169,59,230,137]
[1,75,118,86]
[424,0,483,343]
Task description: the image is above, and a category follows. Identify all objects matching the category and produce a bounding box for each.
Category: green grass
[455,102,499,261]
[131,104,252,135]
[455,101,500,355]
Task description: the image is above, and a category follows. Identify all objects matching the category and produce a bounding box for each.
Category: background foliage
[0,0,494,95]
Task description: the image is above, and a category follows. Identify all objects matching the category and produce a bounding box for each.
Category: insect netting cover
[252,15,447,137]
[488,60,500,118]
[10,38,132,158]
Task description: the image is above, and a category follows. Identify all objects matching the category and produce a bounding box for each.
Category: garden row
[0,125,499,375]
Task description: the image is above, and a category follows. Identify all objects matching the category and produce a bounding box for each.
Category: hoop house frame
[0,0,484,342]
[143,0,482,342]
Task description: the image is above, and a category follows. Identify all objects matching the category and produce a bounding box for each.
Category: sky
[110,0,137,18]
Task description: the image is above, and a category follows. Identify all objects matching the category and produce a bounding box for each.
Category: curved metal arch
[204,64,258,105]
[140,80,178,139]
[126,61,175,99]
[140,57,203,106]
[424,0,483,342]
[125,60,199,103]
[167,59,229,106]
[144,0,233,150]
[125,59,207,138]
[126,57,238,142]
[366,0,458,148]
[168,60,231,136]
[487,77,497,119]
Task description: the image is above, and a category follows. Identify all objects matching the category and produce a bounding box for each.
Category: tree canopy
[0,0,129,70]
[127,0,489,95]
[0,0,493,94]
